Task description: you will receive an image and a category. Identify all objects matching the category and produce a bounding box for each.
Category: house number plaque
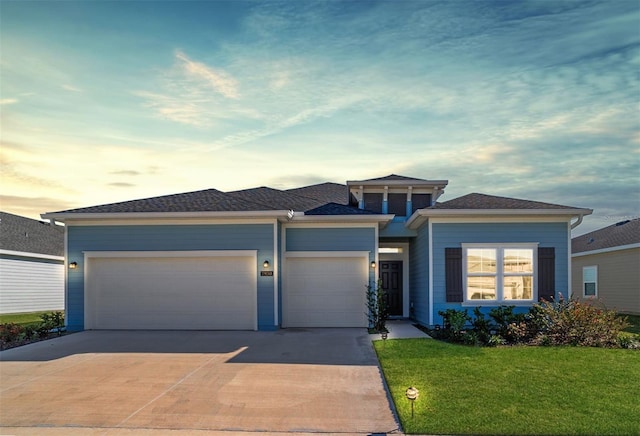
[260,271,274,276]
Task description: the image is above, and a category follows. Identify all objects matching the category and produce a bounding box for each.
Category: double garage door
[85,252,257,330]
[84,251,368,330]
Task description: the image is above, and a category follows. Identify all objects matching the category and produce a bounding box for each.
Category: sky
[1,0,638,236]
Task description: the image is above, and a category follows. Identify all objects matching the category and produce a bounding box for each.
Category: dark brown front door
[380,261,403,316]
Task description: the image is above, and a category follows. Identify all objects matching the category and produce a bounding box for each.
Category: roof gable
[0,211,64,256]
[572,218,640,253]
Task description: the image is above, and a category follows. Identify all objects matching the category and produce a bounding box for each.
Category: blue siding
[285,226,377,285]
[431,222,569,325]
[379,221,417,238]
[409,223,430,325]
[286,227,375,252]
[67,224,275,331]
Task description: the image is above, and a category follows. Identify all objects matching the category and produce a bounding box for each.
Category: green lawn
[0,311,63,326]
[375,339,640,435]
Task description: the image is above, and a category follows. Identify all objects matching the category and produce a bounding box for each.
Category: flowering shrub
[430,298,634,349]
[0,323,22,344]
[531,297,629,347]
[0,311,66,350]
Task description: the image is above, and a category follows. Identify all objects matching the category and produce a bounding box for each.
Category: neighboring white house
[572,218,640,315]
[0,211,65,314]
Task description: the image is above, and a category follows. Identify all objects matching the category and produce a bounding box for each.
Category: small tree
[366,279,389,332]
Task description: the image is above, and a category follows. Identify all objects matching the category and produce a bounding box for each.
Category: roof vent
[615,220,630,226]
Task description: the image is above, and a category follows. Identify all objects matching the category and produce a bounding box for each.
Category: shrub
[437,309,471,342]
[39,311,65,337]
[0,323,23,344]
[366,280,388,332]
[529,297,629,347]
[489,306,526,342]
[471,307,492,344]
[617,332,640,349]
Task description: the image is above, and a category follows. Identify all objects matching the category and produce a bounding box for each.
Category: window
[463,244,536,303]
[387,193,407,216]
[583,266,597,297]
[363,193,382,213]
[411,194,432,213]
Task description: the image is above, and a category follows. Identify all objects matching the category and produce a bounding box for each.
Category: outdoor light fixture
[69,262,78,269]
[406,386,419,418]
[370,261,376,269]
[263,260,270,269]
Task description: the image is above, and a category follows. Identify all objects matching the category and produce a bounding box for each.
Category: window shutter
[538,247,555,302]
[445,248,463,302]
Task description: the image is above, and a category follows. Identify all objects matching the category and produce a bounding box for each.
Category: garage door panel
[284,256,368,328]
[86,255,256,330]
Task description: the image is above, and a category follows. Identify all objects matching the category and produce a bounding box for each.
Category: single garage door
[85,252,256,330]
[283,254,368,328]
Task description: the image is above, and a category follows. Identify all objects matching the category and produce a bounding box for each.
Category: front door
[380,261,403,316]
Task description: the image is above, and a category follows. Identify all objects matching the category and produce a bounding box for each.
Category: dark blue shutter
[445,248,463,302]
[538,247,555,301]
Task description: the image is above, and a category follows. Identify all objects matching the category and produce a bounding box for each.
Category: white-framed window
[583,266,598,297]
[462,243,537,303]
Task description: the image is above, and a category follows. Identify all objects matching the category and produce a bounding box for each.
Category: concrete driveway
[0,329,398,434]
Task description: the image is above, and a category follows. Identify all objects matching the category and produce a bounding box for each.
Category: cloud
[108,182,135,187]
[110,170,141,176]
[175,50,239,99]
[0,194,74,218]
[0,98,18,105]
[61,84,82,92]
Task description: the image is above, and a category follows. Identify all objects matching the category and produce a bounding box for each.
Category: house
[0,211,65,314]
[571,218,640,315]
[40,174,592,331]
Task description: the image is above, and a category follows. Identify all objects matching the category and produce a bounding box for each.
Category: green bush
[617,332,640,349]
[39,311,65,337]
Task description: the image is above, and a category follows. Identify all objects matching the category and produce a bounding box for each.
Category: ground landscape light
[69,262,78,269]
[406,386,419,418]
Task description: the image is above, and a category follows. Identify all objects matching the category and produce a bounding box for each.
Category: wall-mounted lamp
[263,260,270,269]
[69,262,78,269]
[370,261,376,269]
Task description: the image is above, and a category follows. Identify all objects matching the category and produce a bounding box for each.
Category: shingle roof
[227,187,326,211]
[43,179,585,218]
[0,211,64,256]
[286,182,349,205]
[304,203,379,215]
[361,174,426,182]
[572,218,640,253]
[432,193,581,210]
[53,189,270,213]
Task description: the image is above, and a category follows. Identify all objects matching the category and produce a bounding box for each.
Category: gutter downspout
[570,214,585,230]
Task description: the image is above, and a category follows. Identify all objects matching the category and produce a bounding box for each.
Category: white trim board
[0,249,64,261]
[572,243,640,258]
